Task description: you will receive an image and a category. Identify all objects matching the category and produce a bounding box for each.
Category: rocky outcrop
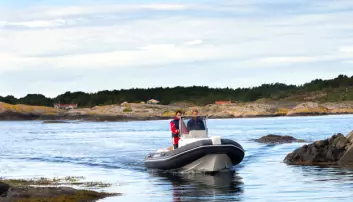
[323,102,353,114]
[0,177,121,201]
[286,102,328,116]
[284,132,353,166]
[338,131,353,166]
[0,102,61,121]
[255,134,306,144]
[0,182,9,196]
[203,103,280,118]
[1,186,119,201]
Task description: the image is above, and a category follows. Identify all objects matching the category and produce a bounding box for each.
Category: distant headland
[1,74,353,121]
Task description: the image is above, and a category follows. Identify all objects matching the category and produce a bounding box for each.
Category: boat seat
[185,130,208,138]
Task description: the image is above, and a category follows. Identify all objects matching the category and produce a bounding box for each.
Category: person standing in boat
[170,110,188,150]
[187,109,206,131]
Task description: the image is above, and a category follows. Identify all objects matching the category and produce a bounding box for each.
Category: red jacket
[170,118,180,144]
[170,117,189,145]
[170,118,179,134]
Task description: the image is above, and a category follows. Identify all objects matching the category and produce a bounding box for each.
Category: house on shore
[120,101,128,106]
[54,103,78,110]
[215,101,232,105]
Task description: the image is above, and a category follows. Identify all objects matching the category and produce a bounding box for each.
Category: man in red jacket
[170,110,183,150]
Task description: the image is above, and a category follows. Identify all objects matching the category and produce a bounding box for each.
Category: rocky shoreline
[2,101,353,122]
[0,112,172,122]
[0,176,120,201]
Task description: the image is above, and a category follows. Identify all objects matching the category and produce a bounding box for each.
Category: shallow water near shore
[1,115,353,201]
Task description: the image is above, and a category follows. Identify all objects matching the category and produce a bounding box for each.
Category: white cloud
[140,4,187,10]
[258,56,319,64]
[1,3,190,22]
[6,44,229,70]
[1,11,353,71]
[340,46,353,53]
[0,52,40,71]
[255,51,353,66]
[1,0,353,97]
[184,40,203,46]
[6,19,66,28]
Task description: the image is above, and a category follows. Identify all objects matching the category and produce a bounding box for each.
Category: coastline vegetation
[1,74,353,108]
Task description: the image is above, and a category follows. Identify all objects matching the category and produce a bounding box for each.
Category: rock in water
[0,178,121,201]
[42,120,70,124]
[5,187,118,200]
[284,133,351,165]
[255,134,306,144]
[0,182,9,196]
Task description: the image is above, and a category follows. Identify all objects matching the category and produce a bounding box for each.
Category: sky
[1,0,353,98]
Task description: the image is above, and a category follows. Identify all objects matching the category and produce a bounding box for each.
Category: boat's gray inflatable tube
[144,139,245,170]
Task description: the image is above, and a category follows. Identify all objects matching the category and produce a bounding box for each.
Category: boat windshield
[179,116,208,138]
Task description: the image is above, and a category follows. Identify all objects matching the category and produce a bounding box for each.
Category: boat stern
[181,154,233,173]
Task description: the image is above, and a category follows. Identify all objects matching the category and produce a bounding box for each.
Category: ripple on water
[2,116,353,201]
[147,170,244,202]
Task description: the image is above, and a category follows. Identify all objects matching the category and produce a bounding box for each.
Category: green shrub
[123,107,133,112]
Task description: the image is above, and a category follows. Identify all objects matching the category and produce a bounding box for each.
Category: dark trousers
[173,144,178,150]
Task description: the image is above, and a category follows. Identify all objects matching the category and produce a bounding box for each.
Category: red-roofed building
[215,101,231,105]
[54,104,78,109]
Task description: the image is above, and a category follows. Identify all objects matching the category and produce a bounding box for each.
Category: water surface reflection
[150,171,244,201]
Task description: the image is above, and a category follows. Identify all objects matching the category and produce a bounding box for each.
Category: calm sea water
[1,115,353,201]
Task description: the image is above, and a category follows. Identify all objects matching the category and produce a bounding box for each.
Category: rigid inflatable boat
[144,117,245,172]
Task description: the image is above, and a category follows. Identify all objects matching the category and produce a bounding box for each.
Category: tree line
[1,74,353,107]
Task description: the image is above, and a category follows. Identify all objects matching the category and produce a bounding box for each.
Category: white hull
[181,154,233,172]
